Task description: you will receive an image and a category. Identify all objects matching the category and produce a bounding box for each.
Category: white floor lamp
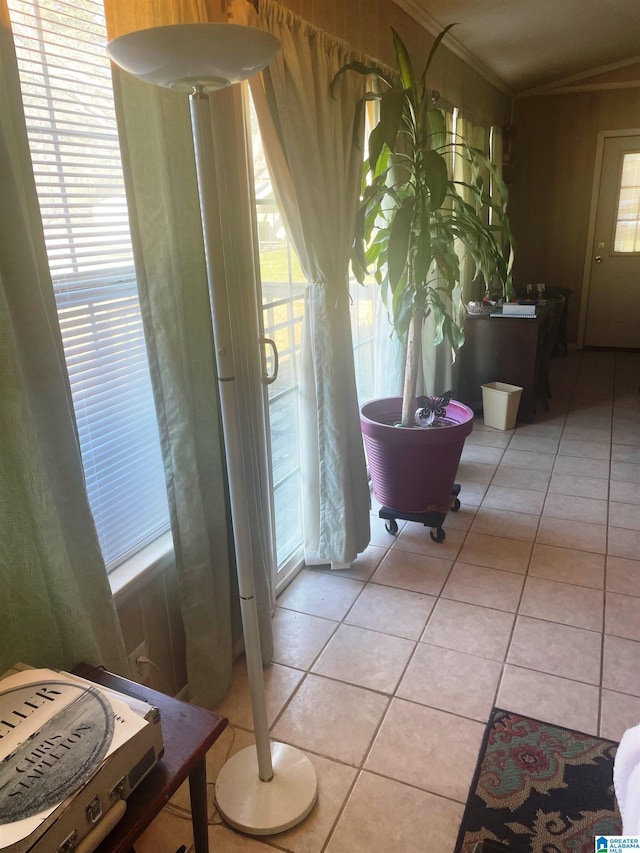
[107,23,318,836]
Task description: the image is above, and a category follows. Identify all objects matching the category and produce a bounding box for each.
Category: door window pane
[614,152,640,252]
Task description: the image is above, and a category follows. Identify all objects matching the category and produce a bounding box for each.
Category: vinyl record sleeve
[0,669,147,850]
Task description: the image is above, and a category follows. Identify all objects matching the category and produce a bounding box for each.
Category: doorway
[581,131,640,348]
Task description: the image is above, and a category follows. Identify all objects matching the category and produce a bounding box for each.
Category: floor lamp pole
[188,88,273,782]
[189,86,318,836]
[107,23,318,835]
[107,24,318,835]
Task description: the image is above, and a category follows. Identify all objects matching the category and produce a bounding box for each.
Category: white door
[584,134,640,348]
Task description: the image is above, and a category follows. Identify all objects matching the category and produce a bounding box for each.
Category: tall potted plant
[334,28,515,538]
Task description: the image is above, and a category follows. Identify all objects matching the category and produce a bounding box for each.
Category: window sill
[109,531,175,605]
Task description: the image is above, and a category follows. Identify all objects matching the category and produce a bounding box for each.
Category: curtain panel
[455,113,493,304]
[422,108,462,397]
[231,0,371,567]
[105,1,274,707]
[0,5,127,675]
[422,111,495,396]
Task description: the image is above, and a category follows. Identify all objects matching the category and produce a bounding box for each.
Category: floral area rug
[454,708,622,852]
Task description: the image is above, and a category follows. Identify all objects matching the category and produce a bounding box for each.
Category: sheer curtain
[0,4,127,675]
[422,110,496,397]
[455,112,492,305]
[104,1,274,707]
[422,107,462,398]
[491,126,504,209]
[231,0,371,567]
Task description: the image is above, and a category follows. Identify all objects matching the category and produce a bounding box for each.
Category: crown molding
[519,54,640,97]
[391,0,513,97]
[520,79,640,98]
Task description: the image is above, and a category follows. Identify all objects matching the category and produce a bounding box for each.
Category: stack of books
[491,301,537,318]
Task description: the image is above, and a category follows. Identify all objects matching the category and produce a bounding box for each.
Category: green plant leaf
[368,123,387,173]
[330,61,393,97]
[392,281,413,341]
[378,88,407,153]
[422,149,448,210]
[388,197,415,291]
[391,28,417,95]
[335,24,516,413]
[413,226,432,288]
[373,144,391,181]
[426,107,446,151]
[432,305,446,346]
[420,23,457,84]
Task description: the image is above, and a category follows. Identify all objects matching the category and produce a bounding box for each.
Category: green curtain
[0,13,128,676]
[110,69,274,708]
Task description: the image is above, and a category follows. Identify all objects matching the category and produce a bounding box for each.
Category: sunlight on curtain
[103,0,212,39]
[231,0,371,567]
[455,111,492,304]
[490,125,504,228]
[422,108,462,397]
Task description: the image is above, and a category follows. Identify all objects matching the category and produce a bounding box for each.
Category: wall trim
[519,80,640,99]
[520,55,640,98]
[109,531,174,605]
[175,684,190,702]
[390,0,512,97]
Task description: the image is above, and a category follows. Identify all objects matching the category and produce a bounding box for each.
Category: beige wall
[115,563,188,695]
[509,73,640,342]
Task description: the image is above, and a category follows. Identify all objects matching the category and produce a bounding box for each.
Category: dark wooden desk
[456,301,559,423]
[74,663,227,853]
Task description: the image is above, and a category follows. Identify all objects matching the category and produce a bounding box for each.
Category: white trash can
[481,382,523,430]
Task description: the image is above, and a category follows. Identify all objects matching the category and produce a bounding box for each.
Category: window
[8,0,170,570]
[613,152,640,253]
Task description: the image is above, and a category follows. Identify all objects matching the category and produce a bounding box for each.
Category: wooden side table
[74,663,228,853]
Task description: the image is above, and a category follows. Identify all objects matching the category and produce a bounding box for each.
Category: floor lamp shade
[106,22,318,836]
[106,23,280,91]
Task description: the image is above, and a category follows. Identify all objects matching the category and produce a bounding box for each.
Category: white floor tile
[145,351,640,848]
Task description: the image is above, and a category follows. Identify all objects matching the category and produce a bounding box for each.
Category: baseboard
[175,683,190,702]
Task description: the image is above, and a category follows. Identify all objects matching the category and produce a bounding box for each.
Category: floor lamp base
[215,742,318,836]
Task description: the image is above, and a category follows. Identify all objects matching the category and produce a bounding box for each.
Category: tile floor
[136,349,640,853]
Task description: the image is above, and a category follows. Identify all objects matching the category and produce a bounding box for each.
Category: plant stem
[401,306,423,426]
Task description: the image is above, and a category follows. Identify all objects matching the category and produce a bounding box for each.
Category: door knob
[594,256,602,264]
[261,337,279,385]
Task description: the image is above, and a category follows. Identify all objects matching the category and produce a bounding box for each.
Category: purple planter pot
[360,397,474,514]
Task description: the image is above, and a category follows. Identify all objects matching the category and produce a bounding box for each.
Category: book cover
[0,669,148,851]
[501,303,537,316]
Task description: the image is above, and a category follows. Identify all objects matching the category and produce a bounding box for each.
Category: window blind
[8,0,170,570]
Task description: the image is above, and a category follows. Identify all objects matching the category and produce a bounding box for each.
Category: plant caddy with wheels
[334,26,515,542]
